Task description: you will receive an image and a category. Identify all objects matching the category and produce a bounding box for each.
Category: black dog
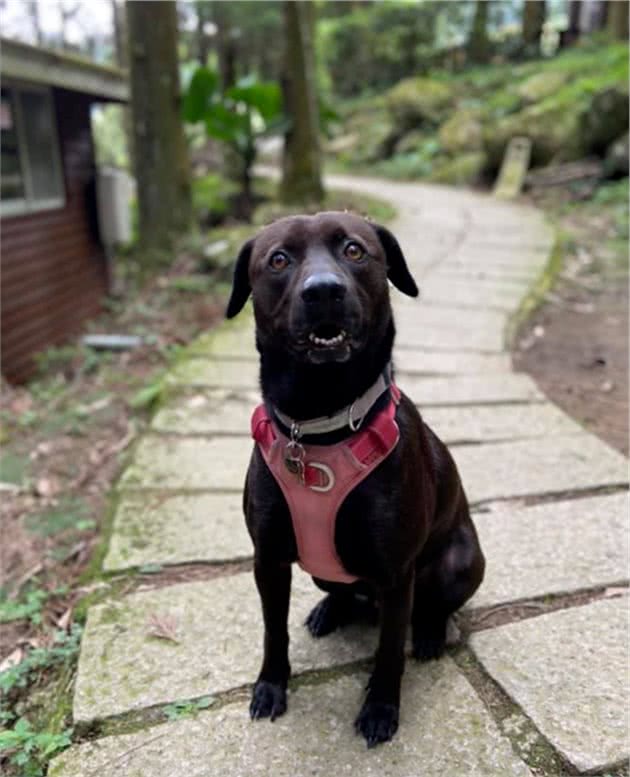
[226,212,485,747]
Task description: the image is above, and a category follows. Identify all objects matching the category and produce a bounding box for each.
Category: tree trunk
[522,0,546,54]
[280,0,324,204]
[28,1,43,45]
[211,1,237,91]
[607,0,629,38]
[195,1,211,65]
[467,0,491,64]
[127,0,192,262]
[560,0,582,46]
[111,0,134,170]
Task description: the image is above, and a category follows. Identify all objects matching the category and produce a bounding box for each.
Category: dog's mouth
[304,324,351,363]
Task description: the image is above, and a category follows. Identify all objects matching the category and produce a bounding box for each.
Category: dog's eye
[343,241,365,262]
[269,251,290,271]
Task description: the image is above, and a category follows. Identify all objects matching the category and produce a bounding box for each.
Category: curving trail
[52,177,628,777]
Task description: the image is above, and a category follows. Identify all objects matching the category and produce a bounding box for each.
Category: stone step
[119,430,625,501]
[54,659,533,777]
[152,393,579,445]
[103,491,251,571]
[419,278,526,311]
[453,433,628,505]
[73,569,377,723]
[471,595,629,773]
[423,401,583,443]
[397,373,543,406]
[470,491,629,608]
[168,358,258,390]
[394,349,511,375]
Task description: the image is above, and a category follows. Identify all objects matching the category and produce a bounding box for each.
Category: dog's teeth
[309,331,347,347]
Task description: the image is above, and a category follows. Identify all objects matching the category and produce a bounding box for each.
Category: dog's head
[226,211,418,365]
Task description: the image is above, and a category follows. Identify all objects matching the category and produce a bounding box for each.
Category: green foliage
[333,39,629,184]
[0,452,30,486]
[192,173,236,223]
[0,589,48,625]
[130,379,164,411]
[92,104,129,170]
[385,77,453,129]
[25,498,92,539]
[0,718,72,777]
[0,625,82,700]
[318,2,442,98]
[163,696,214,721]
[183,67,283,160]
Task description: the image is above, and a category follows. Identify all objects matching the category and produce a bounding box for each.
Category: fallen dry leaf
[146,613,181,644]
[35,477,60,498]
[0,647,24,673]
[56,607,73,631]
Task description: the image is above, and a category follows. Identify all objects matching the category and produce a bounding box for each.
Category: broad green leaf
[182,67,219,123]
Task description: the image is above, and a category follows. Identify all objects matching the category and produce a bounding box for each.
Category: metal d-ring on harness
[284,422,306,485]
[283,421,336,493]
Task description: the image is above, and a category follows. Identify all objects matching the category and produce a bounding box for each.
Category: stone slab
[184,314,257,360]
[395,304,508,332]
[471,596,629,772]
[103,492,251,571]
[395,321,505,352]
[168,358,259,389]
[398,373,543,406]
[423,402,583,444]
[73,570,378,723]
[469,491,629,608]
[454,434,628,505]
[56,660,533,777]
[420,278,525,311]
[119,436,251,491]
[394,349,511,376]
[151,390,258,436]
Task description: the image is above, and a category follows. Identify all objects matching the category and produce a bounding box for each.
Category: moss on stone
[428,152,487,186]
[385,76,453,130]
[438,110,484,153]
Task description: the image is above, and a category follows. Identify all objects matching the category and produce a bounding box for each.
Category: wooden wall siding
[1,89,107,384]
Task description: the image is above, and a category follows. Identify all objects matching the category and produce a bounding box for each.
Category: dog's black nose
[301,273,347,305]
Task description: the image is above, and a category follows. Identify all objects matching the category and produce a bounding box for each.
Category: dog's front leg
[250,559,292,721]
[355,565,414,747]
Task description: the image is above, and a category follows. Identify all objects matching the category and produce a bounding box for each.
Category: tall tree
[280,0,324,203]
[467,0,491,64]
[521,0,546,55]
[607,0,629,39]
[28,1,43,45]
[127,0,192,261]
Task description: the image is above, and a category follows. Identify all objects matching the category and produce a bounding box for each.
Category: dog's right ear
[226,239,254,319]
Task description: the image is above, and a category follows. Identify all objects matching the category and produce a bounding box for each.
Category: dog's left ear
[226,239,254,319]
[372,224,419,298]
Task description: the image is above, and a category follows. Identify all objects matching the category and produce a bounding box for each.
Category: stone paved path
[52,177,629,777]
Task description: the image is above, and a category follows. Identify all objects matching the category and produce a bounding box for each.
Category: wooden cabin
[1,38,128,384]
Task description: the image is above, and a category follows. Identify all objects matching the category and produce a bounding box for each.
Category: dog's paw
[249,680,287,722]
[354,700,399,748]
[305,595,344,638]
[412,630,446,661]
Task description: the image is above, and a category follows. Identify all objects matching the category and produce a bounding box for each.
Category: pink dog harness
[251,384,401,583]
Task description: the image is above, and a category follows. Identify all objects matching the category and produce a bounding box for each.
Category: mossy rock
[517,71,569,103]
[341,109,397,161]
[438,110,484,153]
[428,152,487,185]
[580,87,629,155]
[385,77,453,130]
[395,130,434,155]
[604,131,629,178]
[487,82,629,169]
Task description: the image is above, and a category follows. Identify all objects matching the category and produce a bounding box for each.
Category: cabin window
[1,85,64,216]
